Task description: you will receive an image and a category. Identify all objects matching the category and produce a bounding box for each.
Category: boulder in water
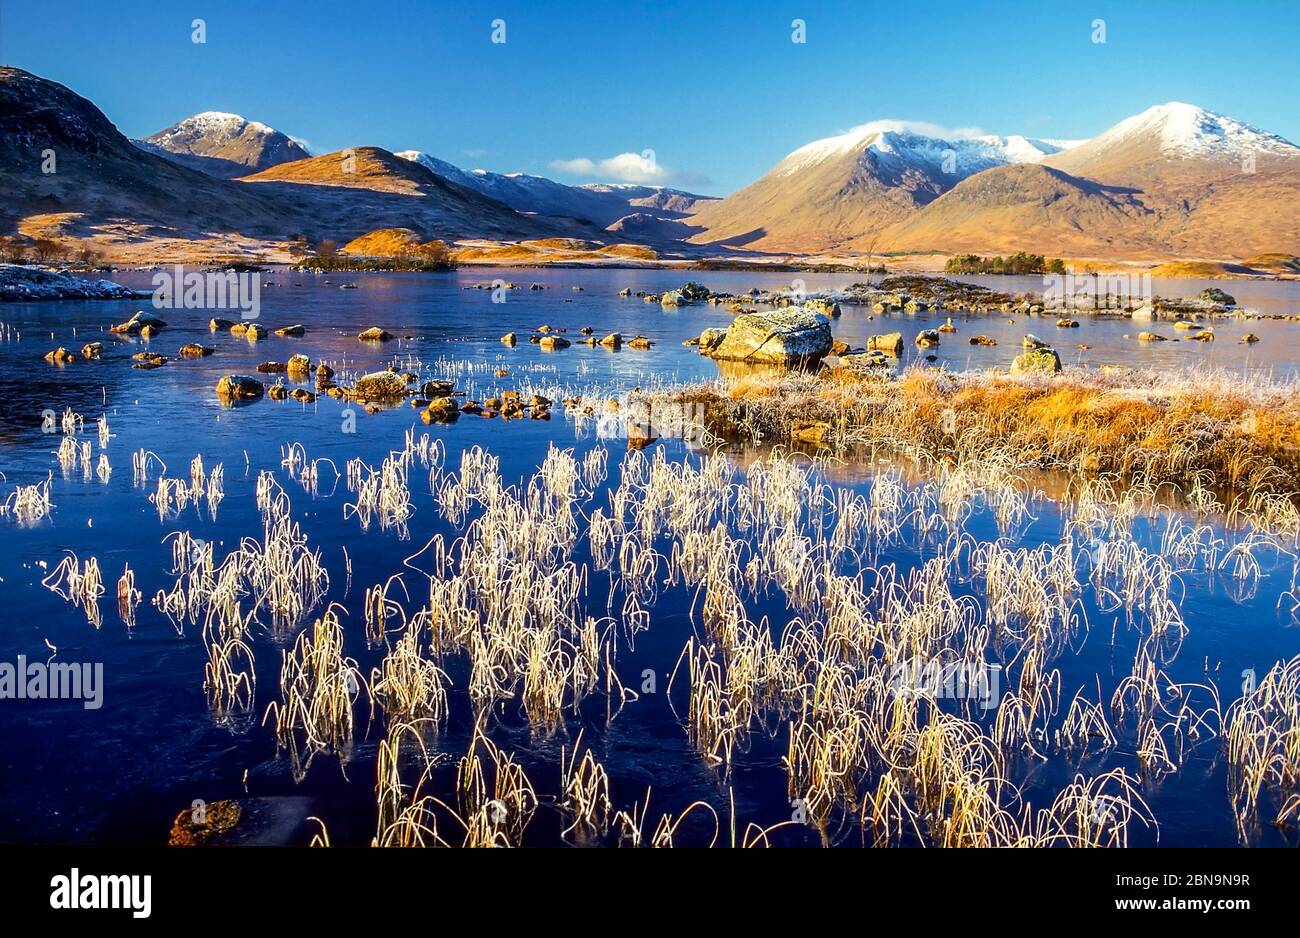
[215,375,264,400]
[707,307,833,366]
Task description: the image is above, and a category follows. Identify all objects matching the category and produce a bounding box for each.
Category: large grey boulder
[708,307,833,366]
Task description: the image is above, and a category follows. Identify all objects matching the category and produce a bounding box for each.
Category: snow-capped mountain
[396,151,714,230]
[689,120,1087,252]
[886,103,1300,258]
[690,104,1300,256]
[1046,102,1299,181]
[776,121,1081,178]
[140,111,310,178]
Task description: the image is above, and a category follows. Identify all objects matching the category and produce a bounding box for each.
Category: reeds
[42,551,104,627]
[264,605,367,777]
[0,473,53,525]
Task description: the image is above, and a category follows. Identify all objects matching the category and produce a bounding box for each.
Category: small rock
[422,397,460,423]
[215,375,264,400]
[866,333,904,355]
[354,371,408,401]
[132,351,166,369]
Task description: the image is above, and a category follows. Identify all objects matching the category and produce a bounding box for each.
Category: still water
[0,268,1296,846]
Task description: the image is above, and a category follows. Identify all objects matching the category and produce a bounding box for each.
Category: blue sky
[3,0,1297,195]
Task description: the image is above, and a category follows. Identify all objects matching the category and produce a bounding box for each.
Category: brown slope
[0,66,289,240]
[1037,104,1300,257]
[237,147,563,242]
[687,135,948,253]
[880,164,1155,255]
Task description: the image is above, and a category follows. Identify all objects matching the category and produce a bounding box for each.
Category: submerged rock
[168,800,242,847]
[108,310,167,335]
[44,347,76,364]
[354,371,408,401]
[1010,347,1062,375]
[708,307,833,366]
[422,396,461,423]
[1196,287,1236,306]
[793,420,832,445]
[805,297,841,318]
[132,351,166,369]
[215,374,264,400]
[968,335,998,347]
[275,323,306,336]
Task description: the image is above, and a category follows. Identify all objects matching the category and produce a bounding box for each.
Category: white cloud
[841,119,990,140]
[550,151,709,187]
